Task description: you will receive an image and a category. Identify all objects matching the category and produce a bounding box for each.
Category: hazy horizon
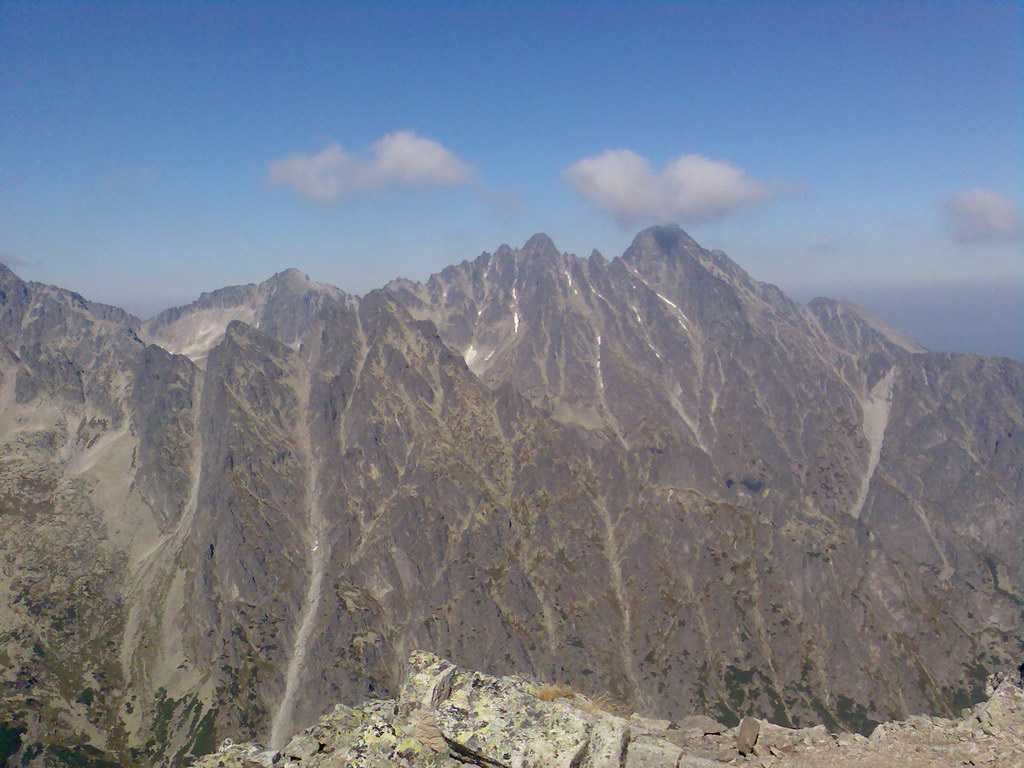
[1,1,1020,358]
[3,239,1019,362]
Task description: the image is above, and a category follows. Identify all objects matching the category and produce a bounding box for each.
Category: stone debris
[190,652,1024,768]
[678,714,729,735]
[282,733,320,761]
[737,716,761,754]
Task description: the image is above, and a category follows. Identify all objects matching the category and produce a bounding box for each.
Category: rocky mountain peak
[0,260,24,283]
[266,267,314,291]
[521,232,560,257]
[262,268,345,301]
[628,223,702,255]
[620,224,751,289]
[138,268,347,365]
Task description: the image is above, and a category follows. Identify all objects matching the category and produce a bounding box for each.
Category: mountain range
[0,225,1020,767]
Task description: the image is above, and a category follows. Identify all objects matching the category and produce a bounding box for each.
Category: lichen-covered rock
[623,734,683,767]
[585,720,629,768]
[283,733,321,760]
[432,665,594,767]
[189,652,690,768]
[189,654,1024,768]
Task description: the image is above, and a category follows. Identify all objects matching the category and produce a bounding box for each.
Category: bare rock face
[138,268,349,366]
[189,652,1024,768]
[0,227,1021,766]
[386,225,1024,727]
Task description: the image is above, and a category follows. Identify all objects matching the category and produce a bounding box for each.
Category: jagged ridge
[0,227,1021,766]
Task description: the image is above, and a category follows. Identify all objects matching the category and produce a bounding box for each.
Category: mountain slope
[0,228,1020,765]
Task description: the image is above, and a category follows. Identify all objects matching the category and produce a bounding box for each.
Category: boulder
[736,716,761,754]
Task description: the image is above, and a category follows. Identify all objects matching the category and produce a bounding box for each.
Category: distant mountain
[0,227,1019,766]
[139,268,350,364]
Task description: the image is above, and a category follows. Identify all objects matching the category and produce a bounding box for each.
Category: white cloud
[367,131,473,186]
[942,188,1023,243]
[267,131,474,202]
[267,144,356,202]
[564,149,781,225]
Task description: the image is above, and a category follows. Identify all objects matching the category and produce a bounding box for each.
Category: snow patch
[628,302,662,358]
[655,292,679,310]
[464,343,493,374]
[621,263,692,331]
[656,292,691,330]
[563,269,578,294]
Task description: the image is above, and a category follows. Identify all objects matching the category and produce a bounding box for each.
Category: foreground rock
[191,653,1024,768]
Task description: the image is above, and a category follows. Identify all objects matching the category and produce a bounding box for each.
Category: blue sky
[1,1,1021,357]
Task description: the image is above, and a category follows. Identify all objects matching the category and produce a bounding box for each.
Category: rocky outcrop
[191,653,1024,768]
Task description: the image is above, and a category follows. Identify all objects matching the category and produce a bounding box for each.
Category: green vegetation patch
[43,743,121,768]
[835,695,879,736]
[0,723,26,767]
[717,664,793,728]
[188,708,218,757]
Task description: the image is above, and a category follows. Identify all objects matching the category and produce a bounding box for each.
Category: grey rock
[249,750,281,767]
[737,717,761,754]
[678,715,727,735]
[623,735,683,767]
[676,759,734,768]
[584,720,630,768]
[628,713,673,733]
[282,733,319,760]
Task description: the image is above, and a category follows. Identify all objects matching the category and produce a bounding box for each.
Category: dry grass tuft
[576,691,631,718]
[533,683,630,719]
[534,683,576,702]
